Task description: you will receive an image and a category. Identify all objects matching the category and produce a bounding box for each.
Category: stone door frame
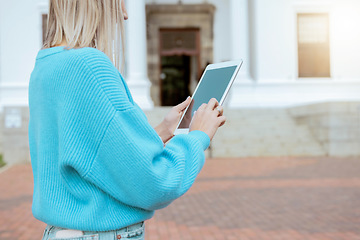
[146,4,215,106]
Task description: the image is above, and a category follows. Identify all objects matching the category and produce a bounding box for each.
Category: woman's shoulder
[66,47,119,80]
[69,48,131,108]
[74,47,108,58]
[73,47,114,68]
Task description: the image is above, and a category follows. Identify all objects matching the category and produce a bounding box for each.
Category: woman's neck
[54,39,67,47]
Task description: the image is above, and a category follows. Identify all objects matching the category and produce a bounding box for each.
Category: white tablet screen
[178,65,238,129]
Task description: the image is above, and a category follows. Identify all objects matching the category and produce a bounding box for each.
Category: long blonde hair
[43,0,125,72]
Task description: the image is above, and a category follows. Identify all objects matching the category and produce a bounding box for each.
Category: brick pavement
[0,157,360,240]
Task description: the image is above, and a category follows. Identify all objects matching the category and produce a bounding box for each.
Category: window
[297,13,330,78]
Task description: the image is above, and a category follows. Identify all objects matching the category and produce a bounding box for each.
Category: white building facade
[1,0,360,110]
[0,0,360,162]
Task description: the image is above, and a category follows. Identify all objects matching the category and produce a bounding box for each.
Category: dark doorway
[159,28,200,106]
[161,55,191,106]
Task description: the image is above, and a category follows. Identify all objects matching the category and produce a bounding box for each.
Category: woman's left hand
[155,97,191,143]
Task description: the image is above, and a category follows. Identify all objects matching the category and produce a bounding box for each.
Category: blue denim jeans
[42,222,145,240]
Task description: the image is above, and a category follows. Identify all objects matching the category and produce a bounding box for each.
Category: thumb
[175,96,191,111]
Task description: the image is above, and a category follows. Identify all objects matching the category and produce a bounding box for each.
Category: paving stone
[1,158,360,239]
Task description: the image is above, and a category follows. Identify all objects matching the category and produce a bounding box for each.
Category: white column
[125,0,153,109]
[228,0,253,108]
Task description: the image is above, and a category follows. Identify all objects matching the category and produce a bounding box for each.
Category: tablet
[174,59,243,135]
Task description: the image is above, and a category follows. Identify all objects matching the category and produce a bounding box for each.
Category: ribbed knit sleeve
[67,48,210,210]
[85,110,210,210]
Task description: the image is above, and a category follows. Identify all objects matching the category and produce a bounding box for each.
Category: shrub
[0,154,5,168]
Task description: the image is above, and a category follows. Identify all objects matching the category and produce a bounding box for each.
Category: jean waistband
[44,221,144,239]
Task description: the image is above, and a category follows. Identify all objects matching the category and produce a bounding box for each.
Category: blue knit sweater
[28,46,210,231]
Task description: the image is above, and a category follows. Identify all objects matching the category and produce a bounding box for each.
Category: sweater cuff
[188,130,211,151]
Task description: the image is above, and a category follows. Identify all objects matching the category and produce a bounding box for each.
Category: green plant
[0,154,5,168]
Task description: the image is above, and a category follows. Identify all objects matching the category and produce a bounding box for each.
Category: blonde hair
[43,0,125,72]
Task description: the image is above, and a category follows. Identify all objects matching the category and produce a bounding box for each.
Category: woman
[28,0,226,239]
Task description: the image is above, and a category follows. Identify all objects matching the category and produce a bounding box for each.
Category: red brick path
[1,157,360,240]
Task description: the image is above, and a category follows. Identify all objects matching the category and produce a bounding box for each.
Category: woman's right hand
[189,98,226,141]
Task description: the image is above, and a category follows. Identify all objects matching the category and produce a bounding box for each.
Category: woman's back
[29,46,210,231]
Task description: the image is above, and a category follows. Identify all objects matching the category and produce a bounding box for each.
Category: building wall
[3,103,358,164]
[289,102,360,157]
[146,103,360,158]
[231,0,360,108]
[331,0,360,80]
[1,0,360,111]
[0,0,44,110]
[1,107,30,164]
[249,0,296,81]
[249,0,360,82]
